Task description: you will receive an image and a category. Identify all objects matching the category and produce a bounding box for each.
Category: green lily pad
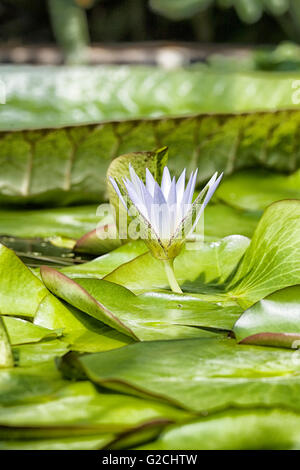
[41,267,241,341]
[33,287,133,353]
[74,227,121,255]
[1,67,300,205]
[228,200,300,308]
[138,408,300,450]
[3,316,60,346]
[0,362,67,406]
[233,286,300,348]
[2,65,300,132]
[0,205,101,240]
[0,243,49,318]
[218,169,300,211]
[40,266,138,340]
[204,203,260,241]
[0,318,13,368]
[62,240,148,279]
[63,337,300,413]
[13,339,69,367]
[0,434,114,450]
[0,381,189,431]
[104,235,250,294]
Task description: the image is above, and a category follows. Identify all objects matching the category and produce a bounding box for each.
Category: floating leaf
[138,408,300,450]
[204,203,260,241]
[2,65,300,131]
[42,267,237,340]
[13,339,69,367]
[233,286,300,348]
[3,316,60,346]
[74,227,121,255]
[0,108,299,206]
[0,243,49,318]
[0,318,13,368]
[104,235,250,294]
[62,240,148,279]
[0,205,101,240]
[0,362,67,406]
[40,266,138,340]
[0,434,113,451]
[218,169,300,211]
[0,381,188,431]
[228,200,300,308]
[63,337,300,413]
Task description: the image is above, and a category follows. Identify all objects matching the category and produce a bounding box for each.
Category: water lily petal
[145,168,156,197]
[109,177,127,211]
[123,178,149,221]
[189,172,223,234]
[161,166,172,199]
[176,169,186,206]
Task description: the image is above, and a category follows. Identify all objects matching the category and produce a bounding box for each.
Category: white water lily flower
[109,166,222,293]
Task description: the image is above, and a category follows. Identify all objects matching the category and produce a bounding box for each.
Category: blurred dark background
[1,0,300,65]
[0,0,296,45]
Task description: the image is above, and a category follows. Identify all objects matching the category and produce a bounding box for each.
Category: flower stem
[163,259,182,294]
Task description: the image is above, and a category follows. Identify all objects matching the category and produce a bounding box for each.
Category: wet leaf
[138,408,300,450]
[233,286,300,348]
[64,337,300,413]
[42,267,236,340]
[104,235,250,294]
[62,240,148,279]
[218,169,300,211]
[3,316,60,346]
[0,381,188,431]
[228,200,300,308]
[0,318,13,368]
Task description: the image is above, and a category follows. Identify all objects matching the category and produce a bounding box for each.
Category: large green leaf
[62,240,148,279]
[3,316,60,346]
[233,286,300,348]
[218,169,300,211]
[2,66,300,131]
[1,107,300,205]
[0,434,113,451]
[104,235,250,293]
[41,267,237,340]
[228,200,300,308]
[61,337,300,413]
[0,239,123,353]
[0,242,82,333]
[1,66,300,205]
[0,381,188,431]
[0,205,100,240]
[40,266,138,340]
[138,408,300,450]
[34,297,133,353]
[0,318,13,368]
[0,362,67,405]
[13,339,69,367]
[0,378,189,450]
[204,203,260,240]
[0,243,49,318]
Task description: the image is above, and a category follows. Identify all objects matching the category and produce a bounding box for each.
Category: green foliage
[149,0,290,23]
[2,66,300,205]
[1,62,300,450]
[233,286,300,347]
